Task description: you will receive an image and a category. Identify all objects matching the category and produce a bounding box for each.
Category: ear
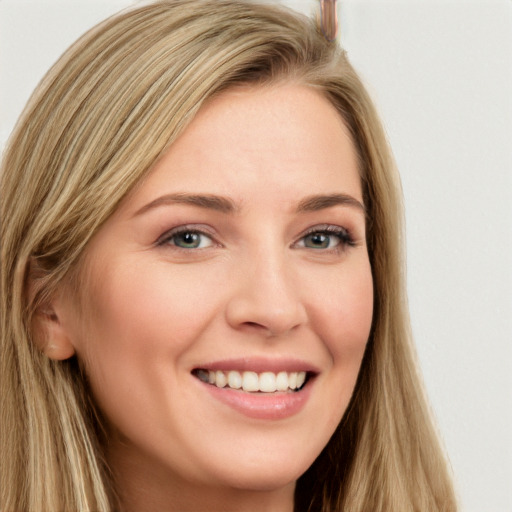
[28,259,76,361]
[32,302,76,360]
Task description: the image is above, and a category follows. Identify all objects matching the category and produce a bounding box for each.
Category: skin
[45,84,374,512]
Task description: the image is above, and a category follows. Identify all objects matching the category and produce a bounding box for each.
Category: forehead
[121,83,362,215]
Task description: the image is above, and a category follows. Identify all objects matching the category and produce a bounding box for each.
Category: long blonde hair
[1,1,457,510]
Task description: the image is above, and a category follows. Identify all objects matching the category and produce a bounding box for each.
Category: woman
[0,1,457,510]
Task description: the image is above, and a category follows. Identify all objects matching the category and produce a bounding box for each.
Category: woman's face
[56,84,373,496]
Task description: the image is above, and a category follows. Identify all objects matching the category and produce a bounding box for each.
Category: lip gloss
[198,379,313,420]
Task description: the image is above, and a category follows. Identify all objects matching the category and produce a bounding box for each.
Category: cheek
[67,262,223,449]
[70,261,219,409]
[79,260,216,353]
[313,261,374,361]
[299,259,373,447]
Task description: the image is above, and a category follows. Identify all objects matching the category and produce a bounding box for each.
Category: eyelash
[296,225,356,252]
[156,226,216,250]
[156,224,356,253]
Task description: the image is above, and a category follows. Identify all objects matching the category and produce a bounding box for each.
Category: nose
[225,250,308,337]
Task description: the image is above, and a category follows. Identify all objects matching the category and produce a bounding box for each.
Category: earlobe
[32,305,76,360]
[43,342,76,361]
[27,259,76,361]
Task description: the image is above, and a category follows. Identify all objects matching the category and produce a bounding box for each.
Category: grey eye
[168,231,213,249]
[302,232,340,249]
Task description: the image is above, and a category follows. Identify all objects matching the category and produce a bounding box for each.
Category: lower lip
[199,379,313,420]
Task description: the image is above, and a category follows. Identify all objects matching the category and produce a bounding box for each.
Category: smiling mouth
[192,369,310,393]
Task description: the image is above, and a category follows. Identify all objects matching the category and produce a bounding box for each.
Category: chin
[203,451,313,493]
[222,470,299,493]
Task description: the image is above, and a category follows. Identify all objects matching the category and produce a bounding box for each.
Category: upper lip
[192,357,320,374]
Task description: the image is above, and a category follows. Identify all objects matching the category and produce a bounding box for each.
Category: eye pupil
[306,233,330,249]
[176,232,200,248]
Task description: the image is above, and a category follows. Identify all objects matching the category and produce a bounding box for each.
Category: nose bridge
[253,247,295,307]
[225,241,307,336]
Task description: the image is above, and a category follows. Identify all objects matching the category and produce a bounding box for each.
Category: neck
[117,481,295,512]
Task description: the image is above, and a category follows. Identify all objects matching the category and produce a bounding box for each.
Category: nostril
[225,286,307,337]
[239,321,276,336]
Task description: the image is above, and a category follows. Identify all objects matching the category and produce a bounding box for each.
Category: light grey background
[1,1,511,511]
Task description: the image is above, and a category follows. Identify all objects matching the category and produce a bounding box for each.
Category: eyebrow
[295,193,365,214]
[133,193,238,217]
[133,192,365,217]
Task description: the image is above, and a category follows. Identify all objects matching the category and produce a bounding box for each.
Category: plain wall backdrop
[1,1,511,510]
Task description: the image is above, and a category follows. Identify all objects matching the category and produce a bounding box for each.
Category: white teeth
[215,371,227,388]
[296,371,306,389]
[242,371,259,392]
[203,370,308,392]
[276,371,289,391]
[259,372,277,392]
[227,371,242,389]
